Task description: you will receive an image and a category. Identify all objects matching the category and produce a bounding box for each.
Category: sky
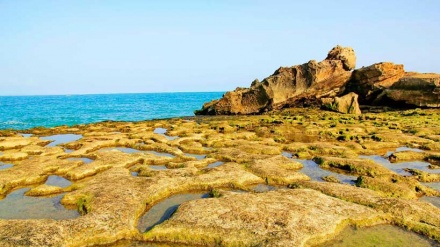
[0,0,439,96]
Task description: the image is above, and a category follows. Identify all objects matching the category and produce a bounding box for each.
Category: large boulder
[346,62,405,104]
[374,72,440,107]
[321,92,362,114]
[195,46,356,115]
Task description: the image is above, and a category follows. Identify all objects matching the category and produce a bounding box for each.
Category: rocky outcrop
[345,62,405,104]
[197,84,270,115]
[196,46,440,115]
[195,45,356,115]
[321,92,362,114]
[375,73,440,107]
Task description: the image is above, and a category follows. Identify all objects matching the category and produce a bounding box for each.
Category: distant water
[0,92,223,130]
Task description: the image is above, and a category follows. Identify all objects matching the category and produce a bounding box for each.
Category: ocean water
[0,92,223,130]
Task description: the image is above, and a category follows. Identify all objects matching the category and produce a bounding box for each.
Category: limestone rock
[377,72,440,108]
[321,92,361,114]
[145,189,384,247]
[346,62,405,104]
[195,45,356,115]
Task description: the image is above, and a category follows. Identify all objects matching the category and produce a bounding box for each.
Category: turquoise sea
[0,92,223,130]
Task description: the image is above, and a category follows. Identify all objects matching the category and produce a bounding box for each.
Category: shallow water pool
[0,162,13,170]
[251,184,280,193]
[420,196,440,208]
[359,155,439,176]
[422,182,440,192]
[67,157,94,164]
[146,151,175,158]
[45,175,72,188]
[295,158,357,184]
[206,161,225,168]
[185,153,206,160]
[41,134,83,147]
[282,152,357,184]
[100,147,142,153]
[0,188,79,220]
[138,193,208,232]
[385,146,424,157]
[150,165,168,170]
[153,128,179,141]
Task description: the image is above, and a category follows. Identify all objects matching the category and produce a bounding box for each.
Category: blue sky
[0,0,439,95]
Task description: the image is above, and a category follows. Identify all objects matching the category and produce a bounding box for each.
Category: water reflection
[138,193,208,232]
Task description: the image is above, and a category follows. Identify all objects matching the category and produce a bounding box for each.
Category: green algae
[319,224,437,247]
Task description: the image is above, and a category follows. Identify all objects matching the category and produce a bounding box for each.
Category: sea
[0,92,224,130]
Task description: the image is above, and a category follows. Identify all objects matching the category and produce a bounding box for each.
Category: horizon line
[0,91,226,97]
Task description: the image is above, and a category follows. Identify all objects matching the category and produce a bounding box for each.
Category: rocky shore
[0,106,439,246]
[0,45,439,247]
[195,46,440,115]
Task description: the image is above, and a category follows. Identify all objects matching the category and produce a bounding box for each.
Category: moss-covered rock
[313,156,394,177]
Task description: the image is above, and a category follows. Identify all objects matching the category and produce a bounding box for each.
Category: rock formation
[375,72,440,107]
[195,45,356,115]
[196,45,440,115]
[321,92,362,114]
[345,62,405,104]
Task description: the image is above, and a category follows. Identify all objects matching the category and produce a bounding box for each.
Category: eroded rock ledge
[195,46,440,115]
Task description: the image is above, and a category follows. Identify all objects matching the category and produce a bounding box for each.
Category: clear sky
[0,0,439,96]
